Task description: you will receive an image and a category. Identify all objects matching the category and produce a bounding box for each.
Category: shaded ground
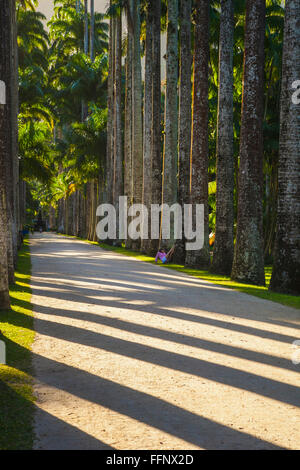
[31,233,300,450]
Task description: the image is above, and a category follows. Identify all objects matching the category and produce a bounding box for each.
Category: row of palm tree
[105,0,299,294]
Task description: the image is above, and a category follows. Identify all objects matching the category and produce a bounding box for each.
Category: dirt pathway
[30,233,300,450]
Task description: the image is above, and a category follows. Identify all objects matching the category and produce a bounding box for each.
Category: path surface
[30,233,300,450]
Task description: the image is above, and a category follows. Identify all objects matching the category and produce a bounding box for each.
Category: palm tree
[175,0,192,263]
[0,0,15,308]
[131,0,143,249]
[211,0,234,275]
[84,0,88,55]
[270,0,300,295]
[82,0,89,120]
[161,0,178,248]
[90,0,95,62]
[17,9,49,70]
[0,86,10,307]
[11,0,19,261]
[0,165,10,309]
[124,0,133,248]
[141,0,153,253]
[113,8,123,245]
[147,0,161,255]
[106,1,114,207]
[231,0,266,285]
[263,2,285,262]
[49,2,107,63]
[0,0,18,283]
[18,9,50,126]
[185,0,210,269]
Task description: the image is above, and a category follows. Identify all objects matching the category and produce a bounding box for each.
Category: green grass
[0,238,35,450]
[58,233,300,309]
[97,242,300,310]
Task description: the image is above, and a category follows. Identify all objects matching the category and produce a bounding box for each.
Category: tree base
[185,248,211,270]
[231,274,265,287]
[210,260,232,276]
[269,270,300,296]
[0,291,10,310]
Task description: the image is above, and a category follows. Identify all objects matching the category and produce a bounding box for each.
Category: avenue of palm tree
[0,0,299,452]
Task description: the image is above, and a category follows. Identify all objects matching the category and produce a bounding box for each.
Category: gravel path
[31,233,300,450]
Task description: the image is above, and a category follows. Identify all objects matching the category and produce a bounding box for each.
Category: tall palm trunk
[90,0,95,62]
[106,3,115,207]
[0,94,10,308]
[78,191,85,237]
[11,0,19,253]
[131,0,143,250]
[9,0,18,268]
[231,0,266,285]
[86,183,91,238]
[211,0,234,275]
[161,0,178,249]
[65,196,69,235]
[19,180,26,229]
[113,9,123,245]
[174,0,192,263]
[0,0,16,286]
[270,0,300,295]
[82,0,89,121]
[87,180,98,241]
[84,0,88,54]
[141,0,154,253]
[185,0,210,269]
[124,1,133,249]
[148,0,161,255]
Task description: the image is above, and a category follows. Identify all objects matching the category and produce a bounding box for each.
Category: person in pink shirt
[155,245,175,264]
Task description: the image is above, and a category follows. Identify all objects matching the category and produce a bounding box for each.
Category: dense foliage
[18,0,108,213]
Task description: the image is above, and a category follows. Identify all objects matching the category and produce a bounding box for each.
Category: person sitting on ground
[155,245,175,264]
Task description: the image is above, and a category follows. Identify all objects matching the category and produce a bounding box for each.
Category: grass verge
[58,233,300,309]
[100,243,300,309]
[0,238,35,450]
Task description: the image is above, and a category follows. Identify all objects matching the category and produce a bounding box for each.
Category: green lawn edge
[58,233,300,310]
[0,238,35,450]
